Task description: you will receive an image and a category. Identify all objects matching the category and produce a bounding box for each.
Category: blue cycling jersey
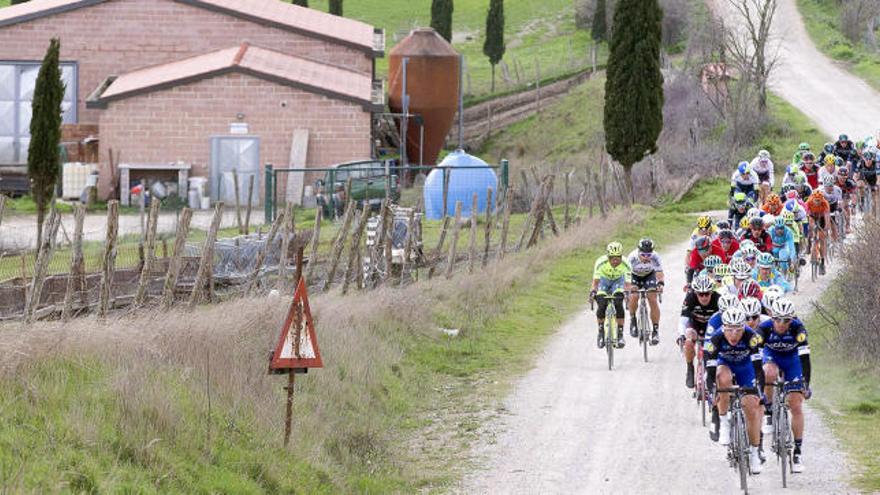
[705,326,762,367]
[755,319,809,356]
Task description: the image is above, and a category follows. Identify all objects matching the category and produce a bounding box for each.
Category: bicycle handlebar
[716,386,759,394]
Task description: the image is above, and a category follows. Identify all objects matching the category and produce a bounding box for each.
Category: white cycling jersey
[730,169,760,188]
[626,249,664,277]
[818,165,838,185]
[750,157,775,186]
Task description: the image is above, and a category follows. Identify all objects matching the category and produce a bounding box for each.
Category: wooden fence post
[276,203,295,291]
[25,209,61,322]
[399,206,417,284]
[246,209,285,295]
[516,178,547,251]
[383,203,394,282]
[162,208,193,308]
[304,208,322,281]
[427,215,451,279]
[445,201,463,279]
[482,187,494,267]
[322,200,355,291]
[98,201,119,318]
[135,199,161,306]
[62,205,86,320]
[189,202,224,307]
[499,186,512,259]
[527,178,554,249]
[342,206,370,295]
[563,170,571,230]
[244,174,255,235]
[467,192,478,273]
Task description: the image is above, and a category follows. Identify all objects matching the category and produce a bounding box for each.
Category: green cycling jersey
[592,255,632,283]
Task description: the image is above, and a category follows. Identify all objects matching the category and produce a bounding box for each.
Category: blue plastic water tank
[424,150,498,220]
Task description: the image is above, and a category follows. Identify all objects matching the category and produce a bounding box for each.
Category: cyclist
[707,293,743,335]
[762,193,784,216]
[740,217,773,253]
[792,173,815,202]
[762,286,785,315]
[791,142,812,166]
[738,278,764,301]
[858,150,879,214]
[805,191,831,275]
[591,242,632,349]
[799,152,821,190]
[781,164,805,187]
[816,143,835,170]
[686,236,714,285]
[678,275,720,388]
[835,168,857,234]
[750,150,775,203]
[833,133,858,168]
[711,228,739,263]
[818,155,839,185]
[731,161,761,202]
[706,307,766,473]
[769,217,797,274]
[685,216,718,266]
[755,298,812,474]
[626,238,663,345]
[753,252,793,293]
[819,175,845,239]
[728,191,755,228]
[781,209,805,260]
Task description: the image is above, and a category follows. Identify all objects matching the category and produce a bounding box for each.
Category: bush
[831,42,856,60]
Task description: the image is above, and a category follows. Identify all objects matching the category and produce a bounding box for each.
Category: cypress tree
[591,0,607,42]
[28,38,65,248]
[483,0,505,93]
[329,0,342,16]
[431,0,454,43]
[291,0,308,7]
[603,0,663,203]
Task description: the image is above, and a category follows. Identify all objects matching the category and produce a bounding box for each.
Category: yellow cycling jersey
[593,255,632,282]
[691,225,719,239]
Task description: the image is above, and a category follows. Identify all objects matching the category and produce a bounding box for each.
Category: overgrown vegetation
[798,0,880,91]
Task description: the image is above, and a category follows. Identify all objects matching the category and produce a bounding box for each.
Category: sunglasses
[723,325,744,332]
[772,317,792,323]
[639,252,652,257]
[697,248,710,253]
[746,314,761,320]
[745,255,757,262]
[697,291,713,297]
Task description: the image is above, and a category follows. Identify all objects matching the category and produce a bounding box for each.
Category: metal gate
[210,136,260,204]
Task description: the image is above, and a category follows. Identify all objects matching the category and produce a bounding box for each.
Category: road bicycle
[634,288,656,363]
[809,224,826,282]
[591,294,621,371]
[717,386,758,494]
[769,379,799,488]
[694,337,710,427]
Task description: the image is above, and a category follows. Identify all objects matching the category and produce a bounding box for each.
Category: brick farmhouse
[0,0,384,202]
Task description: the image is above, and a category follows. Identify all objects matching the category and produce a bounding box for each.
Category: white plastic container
[200,196,211,210]
[188,188,200,209]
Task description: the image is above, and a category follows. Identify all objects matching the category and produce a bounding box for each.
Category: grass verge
[802,284,880,491]
[797,0,880,93]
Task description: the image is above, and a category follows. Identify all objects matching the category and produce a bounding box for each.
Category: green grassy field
[797,0,880,93]
[803,284,880,491]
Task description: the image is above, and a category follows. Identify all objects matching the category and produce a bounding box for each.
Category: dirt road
[458,237,853,494]
[715,0,880,139]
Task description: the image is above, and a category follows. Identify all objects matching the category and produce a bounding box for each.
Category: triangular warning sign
[269,277,323,372]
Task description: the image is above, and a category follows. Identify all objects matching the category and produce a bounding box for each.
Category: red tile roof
[94,43,377,109]
[0,0,382,55]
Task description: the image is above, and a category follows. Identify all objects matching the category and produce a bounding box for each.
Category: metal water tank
[388,28,460,167]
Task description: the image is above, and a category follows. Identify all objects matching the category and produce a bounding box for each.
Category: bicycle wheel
[736,410,750,492]
[780,403,792,488]
[697,363,707,427]
[640,300,649,363]
[606,315,614,371]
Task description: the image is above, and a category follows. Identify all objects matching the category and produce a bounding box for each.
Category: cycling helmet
[758,150,770,160]
[808,191,826,208]
[731,259,753,279]
[606,241,623,257]
[691,275,715,293]
[741,244,760,258]
[824,155,837,166]
[823,143,834,153]
[757,252,775,268]
[722,307,747,326]
[747,207,762,219]
[704,255,722,269]
[802,152,815,161]
[762,214,776,228]
[787,164,799,175]
[762,290,781,311]
[715,264,731,278]
[719,293,741,311]
[738,161,750,175]
[717,220,731,230]
[740,297,763,317]
[839,133,849,142]
[835,157,844,167]
[782,210,796,223]
[638,238,654,253]
[749,217,764,229]
[733,191,748,203]
[739,239,756,250]
[772,298,796,318]
[865,150,875,160]
[794,173,807,185]
[697,215,713,229]
[773,216,787,229]
[740,217,750,229]
[838,167,849,177]
[798,142,810,151]
[822,175,835,187]
[694,236,711,251]
[718,229,735,240]
[739,279,762,299]
[765,193,782,208]
[784,189,799,201]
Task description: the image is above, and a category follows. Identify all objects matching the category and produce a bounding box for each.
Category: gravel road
[457,236,856,494]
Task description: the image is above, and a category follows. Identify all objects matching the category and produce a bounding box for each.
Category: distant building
[0,0,385,202]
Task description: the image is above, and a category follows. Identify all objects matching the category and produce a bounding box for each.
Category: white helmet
[718,293,741,312]
[762,214,776,228]
[722,307,747,326]
[739,239,756,250]
[740,297,762,317]
[747,208,762,219]
[691,275,715,293]
[758,150,771,160]
[772,298,796,318]
[731,259,753,279]
[822,175,835,187]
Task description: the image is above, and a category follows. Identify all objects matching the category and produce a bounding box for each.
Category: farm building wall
[97,72,372,199]
[0,0,373,127]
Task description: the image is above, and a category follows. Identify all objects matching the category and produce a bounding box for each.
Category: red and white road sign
[269,277,323,372]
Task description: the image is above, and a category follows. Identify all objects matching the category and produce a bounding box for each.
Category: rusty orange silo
[388,28,460,166]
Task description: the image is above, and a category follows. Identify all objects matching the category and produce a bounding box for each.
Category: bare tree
[841,0,880,50]
[724,0,780,111]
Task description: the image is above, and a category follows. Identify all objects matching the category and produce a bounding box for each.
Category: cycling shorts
[762,349,805,391]
[597,277,626,295]
[810,215,826,230]
[757,171,771,183]
[631,272,658,290]
[718,358,759,392]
